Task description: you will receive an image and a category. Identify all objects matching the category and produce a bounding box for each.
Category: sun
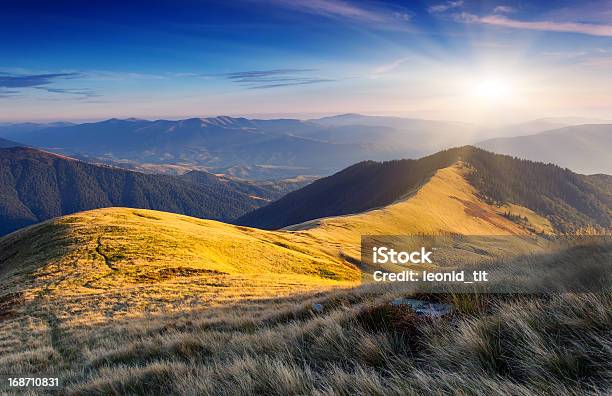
[471,77,512,100]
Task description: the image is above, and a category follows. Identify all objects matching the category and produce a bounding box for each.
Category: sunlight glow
[471,77,513,100]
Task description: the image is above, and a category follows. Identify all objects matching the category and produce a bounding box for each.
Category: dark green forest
[0,147,272,236]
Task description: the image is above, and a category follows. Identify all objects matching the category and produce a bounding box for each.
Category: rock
[391,297,452,317]
[312,303,324,313]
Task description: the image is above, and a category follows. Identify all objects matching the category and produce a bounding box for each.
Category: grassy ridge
[238,146,612,233]
[289,163,541,264]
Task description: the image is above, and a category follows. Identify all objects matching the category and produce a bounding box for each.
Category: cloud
[222,69,316,81]
[267,0,412,28]
[85,71,168,81]
[493,5,514,14]
[428,1,463,14]
[270,0,384,22]
[454,13,612,37]
[372,57,410,77]
[0,72,103,100]
[0,72,79,88]
[0,89,20,98]
[248,79,335,89]
[35,87,102,98]
[394,11,412,21]
[579,55,612,68]
[452,12,480,23]
[541,50,589,58]
[217,69,334,89]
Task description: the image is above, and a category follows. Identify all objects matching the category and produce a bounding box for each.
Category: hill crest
[238,146,612,233]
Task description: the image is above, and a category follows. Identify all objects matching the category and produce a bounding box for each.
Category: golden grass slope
[0,208,359,325]
[0,162,544,324]
[289,162,545,261]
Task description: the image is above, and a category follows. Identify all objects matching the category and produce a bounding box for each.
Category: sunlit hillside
[289,162,545,263]
[0,208,360,326]
[0,162,547,326]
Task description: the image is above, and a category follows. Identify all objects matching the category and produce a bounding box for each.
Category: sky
[1,0,612,124]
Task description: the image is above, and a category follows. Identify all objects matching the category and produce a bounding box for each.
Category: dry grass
[0,283,609,395]
[495,203,555,234]
[0,208,360,327]
[1,240,610,394]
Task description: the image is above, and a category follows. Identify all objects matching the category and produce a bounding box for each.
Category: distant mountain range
[1,115,610,178]
[477,124,612,175]
[0,147,301,236]
[237,146,612,233]
[0,115,488,179]
[488,117,611,138]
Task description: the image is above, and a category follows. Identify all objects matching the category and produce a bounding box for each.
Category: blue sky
[1,0,611,122]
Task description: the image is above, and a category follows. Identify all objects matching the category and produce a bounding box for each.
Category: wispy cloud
[217,69,334,89]
[0,72,79,88]
[0,72,99,100]
[271,0,384,22]
[428,1,463,14]
[0,71,106,101]
[85,71,168,81]
[248,79,335,89]
[371,57,410,77]
[453,13,612,37]
[493,5,514,14]
[0,89,20,98]
[223,69,315,81]
[35,87,102,98]
[267,0,411,28]
[580,55,612,68]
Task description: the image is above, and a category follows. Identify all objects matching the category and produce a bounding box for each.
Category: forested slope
[238,146,612,233]
[0,147,270,236]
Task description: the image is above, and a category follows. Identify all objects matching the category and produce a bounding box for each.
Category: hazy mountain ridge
[0,117,378,179]
[0,115,490,179]
[476,124,612,174]
[237,146,612,233]
[0,137,21,148]
[177,170,313,201]
[2,115,610,178]
[0,121,75,136]
[487,117,611,138]
[0,147,280,236]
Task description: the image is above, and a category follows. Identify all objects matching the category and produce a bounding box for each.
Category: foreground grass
[0,283,610,395]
